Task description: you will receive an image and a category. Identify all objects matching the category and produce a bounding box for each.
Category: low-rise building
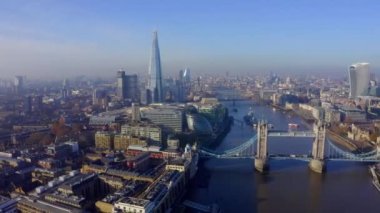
[113,197,155,213]
[17,196,82,213]
[299,104,323,120]
[46,143,72,158]
[126,152,150,171]
[95,131,115,150]
[324,109,341,123]
[38,158,63,170]
[347,123,374,141]
[114,134,148,150]
[121,122,162,146]
[339,106,367,122]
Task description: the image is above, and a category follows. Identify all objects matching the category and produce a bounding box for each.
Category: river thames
[186,100,380,213]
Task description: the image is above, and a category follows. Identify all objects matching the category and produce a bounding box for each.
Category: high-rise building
[183,68,191,84]
[61,78,70,99]
[116,70,126,100]
[349,63,370,98]
[177,68,191,102]
[125,74,138,101]
[147,31,163,103]
[116,70,139,102]
[23,96,32,113]
[14,75,24,95]
[131,103,141,121]
[177,70,185,102]
[33,95,43,112]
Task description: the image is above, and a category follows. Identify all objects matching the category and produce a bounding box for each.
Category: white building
[113,197,154,213]
[349,63,370,98]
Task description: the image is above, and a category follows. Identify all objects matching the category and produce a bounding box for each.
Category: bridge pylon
[309,122,326,173]
[255,120,269,172]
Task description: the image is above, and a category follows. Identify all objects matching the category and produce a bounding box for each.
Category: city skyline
[0,1,379,79]
[1,1,380,213]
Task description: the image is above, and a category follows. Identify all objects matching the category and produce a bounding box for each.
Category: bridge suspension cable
[200,129,380,162]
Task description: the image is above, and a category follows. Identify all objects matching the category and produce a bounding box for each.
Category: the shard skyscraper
[147,31,163,103]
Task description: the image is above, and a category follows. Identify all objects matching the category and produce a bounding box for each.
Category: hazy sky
[0,0,379,79]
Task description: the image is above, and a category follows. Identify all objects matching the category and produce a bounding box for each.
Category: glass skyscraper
[348,63,370,98]
[117,70,139,102]
[147,31,163,103]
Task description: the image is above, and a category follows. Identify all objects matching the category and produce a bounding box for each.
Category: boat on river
[243,110,257,126]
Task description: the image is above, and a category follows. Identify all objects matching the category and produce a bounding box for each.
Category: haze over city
[2,1,380,213]
[0,0,379,79]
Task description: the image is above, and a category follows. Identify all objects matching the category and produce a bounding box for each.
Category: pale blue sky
[0,0,379,79]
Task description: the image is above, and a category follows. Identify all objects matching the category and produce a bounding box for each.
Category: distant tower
[23,96,32,113]
[147,31,163,103]
[183,68,191,97]
[349,63,370,98]
[62,78,69,89]
[117,70,126,100]
[61,78,70,99]
[33,95,43,112]
[14,76,24,95]
[178,70,185,102]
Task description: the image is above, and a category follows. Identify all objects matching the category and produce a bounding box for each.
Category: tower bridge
[200,121,380,173]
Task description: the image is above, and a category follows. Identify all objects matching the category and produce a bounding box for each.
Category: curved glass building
[186,113,213,135]
[349,63,370,98]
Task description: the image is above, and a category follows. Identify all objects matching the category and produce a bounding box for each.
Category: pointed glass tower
[148,31,163,103]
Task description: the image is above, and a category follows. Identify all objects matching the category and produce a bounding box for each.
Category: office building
[180,68,191,102]
[33,95,43,112]
[125,74,138,102]
[117,71,126,100]
[117,71,139,102]
[177,69,191,102]
[121,122,162,144]
[147,31,163,103]
[23,96,32,113]
[349,63,370,98]
[140,107,184,133]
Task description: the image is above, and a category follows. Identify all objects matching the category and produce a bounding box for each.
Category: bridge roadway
[200,122,380,174]
[268,130,315,137]
[200,152,380,163]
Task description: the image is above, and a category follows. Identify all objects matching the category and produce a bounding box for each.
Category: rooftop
[117,197,152,207]
[0,195,10,204]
